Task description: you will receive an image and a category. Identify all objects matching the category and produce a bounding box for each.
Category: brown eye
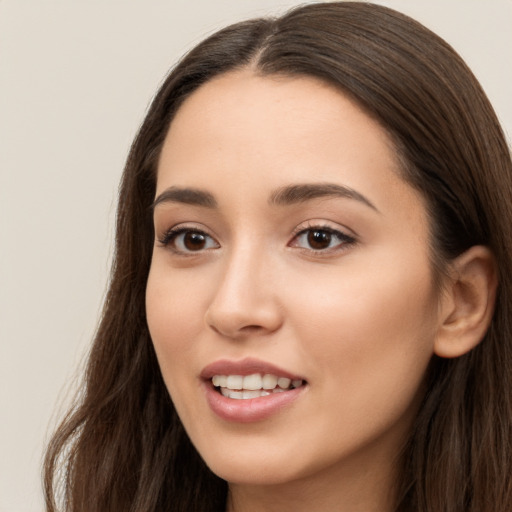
[290,226,356,252]
[307,230,332,250]
[183,231,207,251]
[160,228,219,253]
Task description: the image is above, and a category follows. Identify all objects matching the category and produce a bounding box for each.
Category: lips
[200,357,305,381]
[200,357,307,422]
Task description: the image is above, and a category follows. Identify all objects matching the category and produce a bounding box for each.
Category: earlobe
[434,246,498,359]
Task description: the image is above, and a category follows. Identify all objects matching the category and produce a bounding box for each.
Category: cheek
[145,266,212,433]
[287,254,436,341]
[283,253,437,421]
[145,265,206,382]
[146,256,215,334]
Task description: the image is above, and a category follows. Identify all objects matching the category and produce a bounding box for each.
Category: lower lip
[203,382,306,423]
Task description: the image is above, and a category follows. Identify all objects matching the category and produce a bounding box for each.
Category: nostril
[208,322,266,338]
[204,294,283,338]
[240,325,264,332]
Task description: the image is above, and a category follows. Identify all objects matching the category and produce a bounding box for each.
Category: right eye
[159,228,219,254]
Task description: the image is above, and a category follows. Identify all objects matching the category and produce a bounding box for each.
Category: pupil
[308,230,331,249]
[184,232,206,250]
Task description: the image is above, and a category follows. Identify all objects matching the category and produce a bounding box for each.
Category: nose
[204,247,283,339]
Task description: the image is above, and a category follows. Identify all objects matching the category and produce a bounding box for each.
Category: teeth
[243,373,263,390]
[220,387,271,399]
[221,389,273,400]
[212,373,304,398]
[226,375,243,390]
[212,375,227,387]
[277,377,291,389]
[262,374,278,389]
[242,389,263,399]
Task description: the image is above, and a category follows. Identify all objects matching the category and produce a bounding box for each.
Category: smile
[201,358,308,422]
[212,373,304,400]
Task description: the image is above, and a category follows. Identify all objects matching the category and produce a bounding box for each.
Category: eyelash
[158,226,219,254]
[158,224,356,255]
[289,224,356,253]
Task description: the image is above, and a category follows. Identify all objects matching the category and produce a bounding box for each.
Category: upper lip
[200,357,305,381]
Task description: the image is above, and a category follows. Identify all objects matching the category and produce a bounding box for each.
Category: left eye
[162,229,219,253]
[291,228,354,251]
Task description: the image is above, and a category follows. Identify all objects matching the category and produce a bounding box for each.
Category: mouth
[201,358,307,421]
[212,373,305,400]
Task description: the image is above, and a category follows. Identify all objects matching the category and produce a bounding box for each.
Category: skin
[146,70,445,511]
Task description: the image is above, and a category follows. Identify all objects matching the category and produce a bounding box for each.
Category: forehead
[160,71,397,180]
[156,70,425,225]
[166,71,390,151]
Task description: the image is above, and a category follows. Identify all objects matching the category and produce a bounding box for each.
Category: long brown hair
[44,3,512,511]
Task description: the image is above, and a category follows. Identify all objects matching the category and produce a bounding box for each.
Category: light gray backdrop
[1,1,511,510]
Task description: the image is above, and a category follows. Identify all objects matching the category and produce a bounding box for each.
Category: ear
[434,245,498,359]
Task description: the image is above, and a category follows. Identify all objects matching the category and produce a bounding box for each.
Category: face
[146,71,440,490]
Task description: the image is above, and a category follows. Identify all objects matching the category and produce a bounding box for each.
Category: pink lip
[200,357,307,423]
[200,357,304,380]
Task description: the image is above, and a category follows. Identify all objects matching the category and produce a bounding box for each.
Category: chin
[192,436,309,486]
[208,459,304,487]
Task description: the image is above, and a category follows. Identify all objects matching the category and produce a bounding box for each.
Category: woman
[44,2,512,511]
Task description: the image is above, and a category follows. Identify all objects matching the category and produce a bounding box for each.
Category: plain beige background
[1,1,511,511]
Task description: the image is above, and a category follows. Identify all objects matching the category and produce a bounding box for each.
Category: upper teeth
[212,373,303,390]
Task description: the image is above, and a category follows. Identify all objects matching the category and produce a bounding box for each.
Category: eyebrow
[151,182,378,212]
[269,183,378,212]
[151,186,217,209]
